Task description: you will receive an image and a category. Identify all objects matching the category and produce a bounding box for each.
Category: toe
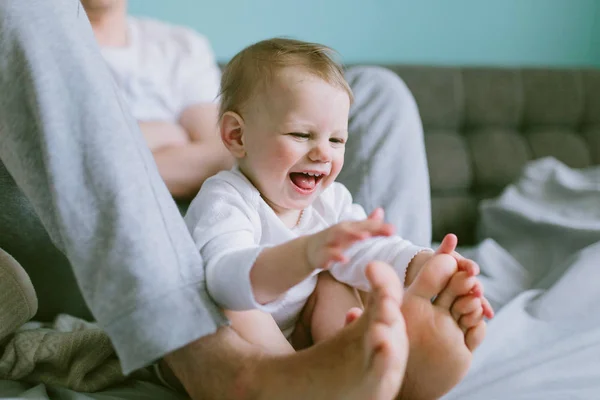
[366,261,402,304]
[368,323,393,365]
[450,295,482,322]
[434,272,477,310]
[375,297,402,326]
[435,233,458,255]
[465,321,487,351]
[471,281,484,297]
[458,307,484,330]
[368,319,407,398]
[345,307,364,325]
[482,297,495,319]
[457,259,480,277]
[406,254,457,300]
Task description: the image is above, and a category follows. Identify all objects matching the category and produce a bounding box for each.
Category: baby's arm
[251,211,394,304]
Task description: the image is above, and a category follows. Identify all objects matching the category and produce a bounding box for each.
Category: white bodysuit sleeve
[326,184,430,290]
[185,176,286,312]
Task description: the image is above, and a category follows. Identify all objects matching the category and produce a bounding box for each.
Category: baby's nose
[309,144,331,162]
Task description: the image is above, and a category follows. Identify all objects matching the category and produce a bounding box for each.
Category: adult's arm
[151,103,233,200]
[138,120,190,151]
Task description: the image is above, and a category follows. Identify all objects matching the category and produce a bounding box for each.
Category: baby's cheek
[273,144,299,164]
[331,156,345,177]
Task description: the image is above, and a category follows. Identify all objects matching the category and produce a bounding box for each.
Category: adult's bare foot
[259,261,408,400]
[398,254,485,400]
[166,261,408,400]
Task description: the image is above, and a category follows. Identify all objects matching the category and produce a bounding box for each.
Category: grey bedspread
[445,157,600,399]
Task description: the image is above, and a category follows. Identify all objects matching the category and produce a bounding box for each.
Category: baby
[185,38,492,364]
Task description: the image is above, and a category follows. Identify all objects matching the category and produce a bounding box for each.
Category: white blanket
[445,157,600,399]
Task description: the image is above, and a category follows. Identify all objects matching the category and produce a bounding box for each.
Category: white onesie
[185,168,429,337]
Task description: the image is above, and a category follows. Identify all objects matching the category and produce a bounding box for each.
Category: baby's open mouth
[289,172,324,191]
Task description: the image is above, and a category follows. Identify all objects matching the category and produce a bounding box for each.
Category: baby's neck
[278,209,304,229]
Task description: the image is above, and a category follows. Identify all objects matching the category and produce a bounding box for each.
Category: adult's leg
[0,0,225,373]
[342,67,431,247]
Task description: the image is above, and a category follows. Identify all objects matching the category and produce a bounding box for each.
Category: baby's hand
[305,208,394,270]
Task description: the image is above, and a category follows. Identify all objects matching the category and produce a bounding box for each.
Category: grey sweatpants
[0,0,430,374]
[343,66,431,247]
[0,0,226,374]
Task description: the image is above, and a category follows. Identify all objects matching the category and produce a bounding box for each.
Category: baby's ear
[220,111,246,158]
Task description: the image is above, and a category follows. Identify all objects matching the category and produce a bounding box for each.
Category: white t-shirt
[185,168,428,337]
[101,17,221,122]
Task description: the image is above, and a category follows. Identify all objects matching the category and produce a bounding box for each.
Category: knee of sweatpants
[345,66,415,106]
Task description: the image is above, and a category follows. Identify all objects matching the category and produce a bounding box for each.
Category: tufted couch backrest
[386,67,600,244]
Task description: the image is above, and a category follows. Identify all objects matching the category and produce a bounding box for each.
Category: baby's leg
[225,309,294,355]
[291,271,363,349]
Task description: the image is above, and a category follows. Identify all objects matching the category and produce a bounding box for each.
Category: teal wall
[129,0,600,67]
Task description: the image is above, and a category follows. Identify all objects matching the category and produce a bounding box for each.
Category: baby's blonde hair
[218,37,353,119]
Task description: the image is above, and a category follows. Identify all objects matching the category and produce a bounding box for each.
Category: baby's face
[239,66,350,216]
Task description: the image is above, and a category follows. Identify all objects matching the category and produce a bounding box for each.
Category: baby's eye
[289,132,310,139]
[330,137,346,145]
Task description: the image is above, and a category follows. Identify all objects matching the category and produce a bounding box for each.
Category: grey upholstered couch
[391,66,600,244]
[0,66,599,323]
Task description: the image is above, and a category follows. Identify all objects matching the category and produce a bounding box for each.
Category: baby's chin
[263,194,309,214]
[272,184,327,211]
[282,200,313,211]
[279,195,319,212]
